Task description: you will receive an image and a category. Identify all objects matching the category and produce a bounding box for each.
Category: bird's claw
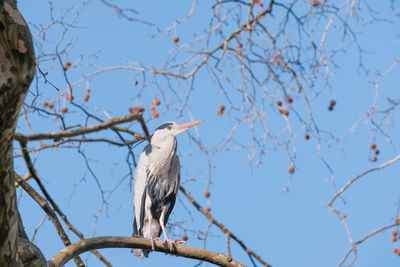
[174,239,186,245]
[161,239,175,253]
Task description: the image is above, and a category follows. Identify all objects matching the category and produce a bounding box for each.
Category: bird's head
[151,120,203,143]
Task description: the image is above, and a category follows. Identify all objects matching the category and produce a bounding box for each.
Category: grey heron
[132,120,202,259]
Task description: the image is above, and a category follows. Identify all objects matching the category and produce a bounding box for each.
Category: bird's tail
[131,248,149,259]
[131,230,150,259]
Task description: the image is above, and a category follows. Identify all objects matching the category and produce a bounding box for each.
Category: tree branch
[0,1,36,266]
[328,154,400,207]
[14,112,145,142]
[48,236,246,267]
[179,186,271,267]
[14,174,85,267]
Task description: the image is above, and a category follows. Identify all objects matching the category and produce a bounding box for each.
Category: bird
[132,120,202,259]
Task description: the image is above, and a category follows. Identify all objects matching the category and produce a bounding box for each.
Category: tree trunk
[0,0,36,266]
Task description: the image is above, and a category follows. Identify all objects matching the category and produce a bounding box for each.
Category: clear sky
[16,1,400,267]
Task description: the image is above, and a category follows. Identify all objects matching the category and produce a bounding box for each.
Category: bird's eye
[167,126,172,130]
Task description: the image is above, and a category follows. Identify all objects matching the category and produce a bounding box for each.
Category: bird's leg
[147,210,155,251]
[159,208,173,252]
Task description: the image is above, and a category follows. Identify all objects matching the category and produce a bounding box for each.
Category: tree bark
[0,0,35,266]
[48,236,247,267]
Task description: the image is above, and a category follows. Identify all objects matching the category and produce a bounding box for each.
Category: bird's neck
[149,135,177,169]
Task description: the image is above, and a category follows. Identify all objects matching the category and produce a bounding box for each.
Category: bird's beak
[175,120,203,134]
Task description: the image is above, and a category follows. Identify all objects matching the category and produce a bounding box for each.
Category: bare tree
[1,0,400,266]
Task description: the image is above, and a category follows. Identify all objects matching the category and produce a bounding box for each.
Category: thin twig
[179,186,271,267]
[14,174,85,267]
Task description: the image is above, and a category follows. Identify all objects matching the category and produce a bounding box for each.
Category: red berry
[182,235,188,241]
[304,134,310,140]
[280,109,289,116]
[285,96,293,103]
[84,94,90,102]
[63,62,71,71]
[373,149,379,155]
[311,0,320,7]
[48,103,54,109]
[61,107,68,113]
[152,98,160,106]
[133,106,145,113]
[276,101,282,107]
[151,107,159,118]
[204,190,210,198]
[370,143,376,149]
[371,157,377,162]
[288,166,295,174]
[43,102,48,107]
[173,36,180,43]
[217,105,225,116]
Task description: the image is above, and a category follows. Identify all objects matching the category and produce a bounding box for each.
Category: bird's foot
[162,238,174,253]
[174,239,186,245]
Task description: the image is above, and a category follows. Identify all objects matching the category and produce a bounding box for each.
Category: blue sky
[15,1,400,266]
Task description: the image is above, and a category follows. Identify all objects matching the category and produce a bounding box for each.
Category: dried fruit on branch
[217,105,225,116]
[150,106,159,118]
[133,106,145,113]
[280,109,289,116]
[288,165,295,174]
[152,98,160,106]
[311,0,320,7]
[62,62,71,71]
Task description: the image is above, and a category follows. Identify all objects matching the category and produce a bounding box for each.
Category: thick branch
[0,1,35,266]
[48,236,246,267]
[14,112,145,142]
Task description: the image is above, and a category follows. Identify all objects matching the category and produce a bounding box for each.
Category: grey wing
[161,154,180,226]
[132,147,150,236]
